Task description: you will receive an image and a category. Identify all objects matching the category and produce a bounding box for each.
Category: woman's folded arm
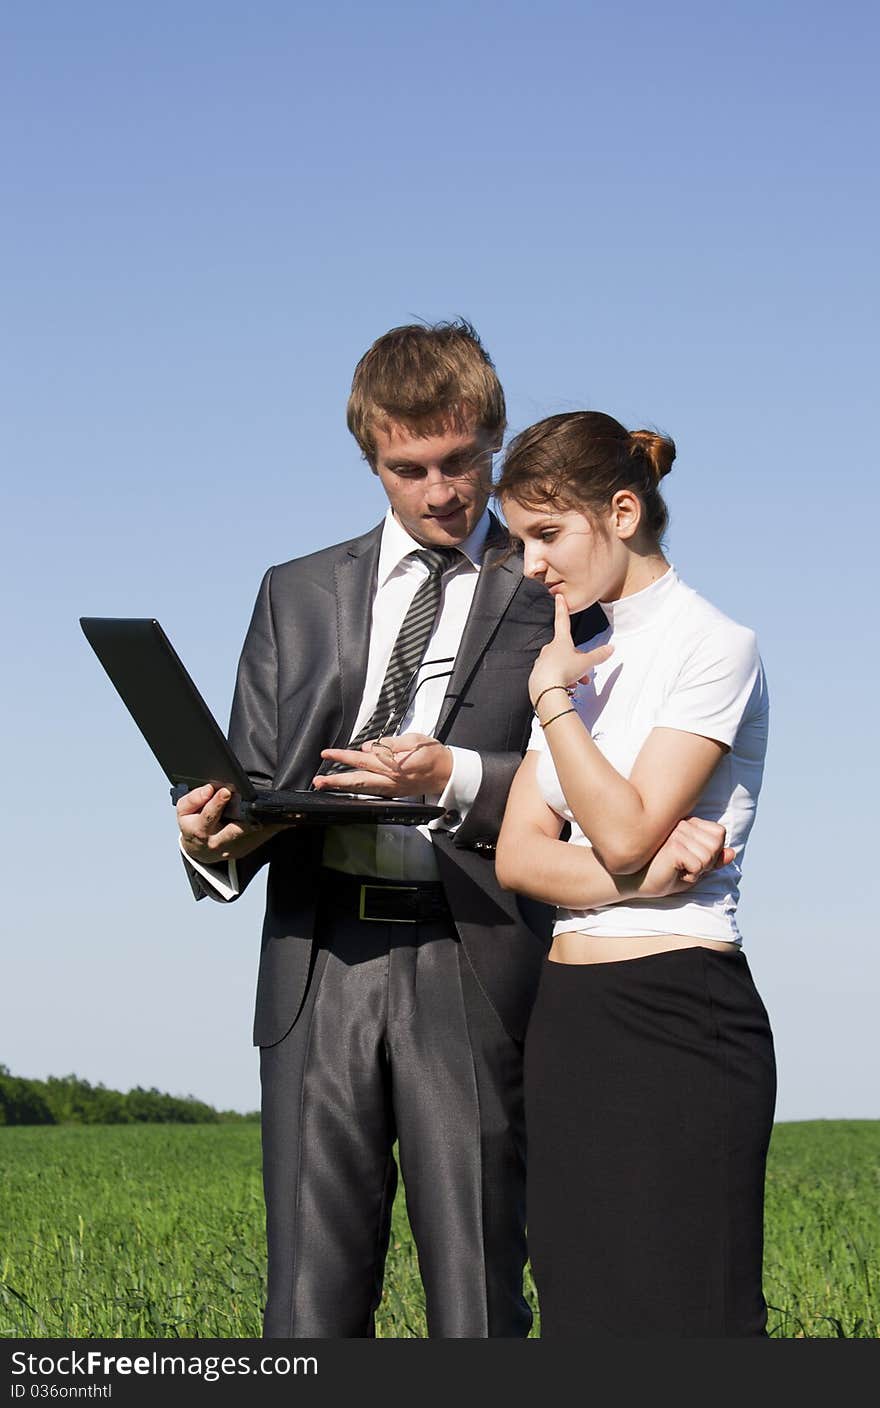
[496,752,733,906]
[496,753,650,908]
[540,717,726,874]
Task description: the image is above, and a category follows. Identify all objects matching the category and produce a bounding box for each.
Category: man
[178,320,577,1337]
[175,321,721,1338]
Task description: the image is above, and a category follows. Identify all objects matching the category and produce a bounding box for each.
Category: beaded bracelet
[540,707,577,730]
[532,683,576,713]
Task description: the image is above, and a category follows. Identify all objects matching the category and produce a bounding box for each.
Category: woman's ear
[611,488,643,540]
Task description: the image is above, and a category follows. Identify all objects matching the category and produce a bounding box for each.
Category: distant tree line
[0,1066,258,1125]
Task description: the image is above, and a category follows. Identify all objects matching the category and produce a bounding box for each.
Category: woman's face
[501,495,627,610]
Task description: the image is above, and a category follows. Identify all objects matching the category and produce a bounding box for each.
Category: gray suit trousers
[259,873,532,1338]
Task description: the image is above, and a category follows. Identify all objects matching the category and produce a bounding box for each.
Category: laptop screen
[80,617,257,799]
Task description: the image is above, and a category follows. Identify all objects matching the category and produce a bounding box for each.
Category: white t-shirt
[529,566,768,944]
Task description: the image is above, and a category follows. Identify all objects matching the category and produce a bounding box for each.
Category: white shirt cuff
[179,835,240,901]
[431,747,483,832]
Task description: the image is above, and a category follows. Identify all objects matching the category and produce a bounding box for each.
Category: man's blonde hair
[347,320,506,465]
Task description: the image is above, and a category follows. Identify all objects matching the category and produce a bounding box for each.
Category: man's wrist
[180,835,208,862]
[179,834,240,901]
[436,746,482,822]
[433,744,454,793]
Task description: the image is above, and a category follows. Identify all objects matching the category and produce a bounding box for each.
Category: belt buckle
[358,883,420,923]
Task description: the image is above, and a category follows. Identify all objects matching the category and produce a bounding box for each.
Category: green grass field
[1,1121,877,1338]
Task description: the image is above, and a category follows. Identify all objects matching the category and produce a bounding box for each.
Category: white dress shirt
[185,508,489,896]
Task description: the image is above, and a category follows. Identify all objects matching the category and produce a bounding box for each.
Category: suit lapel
[330,524,383,749]
[436,514,521,739]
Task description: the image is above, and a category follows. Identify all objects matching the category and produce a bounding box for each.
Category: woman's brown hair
[496,411,675,540]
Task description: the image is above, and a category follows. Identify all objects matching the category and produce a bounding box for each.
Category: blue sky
[3,0,877,1119]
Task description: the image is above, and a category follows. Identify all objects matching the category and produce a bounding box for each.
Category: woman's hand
[529,593,613,708]
[639,818,735,898]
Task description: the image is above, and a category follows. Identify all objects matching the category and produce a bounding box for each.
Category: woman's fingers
[552,591,571,636]
[577,642,614,682]
[670,840,706,881]
[671,819,735,877]
[533,602,614,700]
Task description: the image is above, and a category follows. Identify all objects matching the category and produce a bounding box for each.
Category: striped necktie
[320,546,460,771]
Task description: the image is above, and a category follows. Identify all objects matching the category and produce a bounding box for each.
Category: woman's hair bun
[629,429,676,484]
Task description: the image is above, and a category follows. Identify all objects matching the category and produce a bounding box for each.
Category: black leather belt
[321,870,452,924]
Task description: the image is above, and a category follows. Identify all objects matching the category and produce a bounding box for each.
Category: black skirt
[524,946,776,1338]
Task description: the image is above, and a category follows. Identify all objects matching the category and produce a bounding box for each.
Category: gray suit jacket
[185,514,604,1046]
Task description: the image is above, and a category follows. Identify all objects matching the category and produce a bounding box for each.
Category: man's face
[372,418,495,547]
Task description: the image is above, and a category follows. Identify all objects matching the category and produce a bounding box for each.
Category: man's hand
[529,593,613,706]
[312,733,453,798]
[177,784,285,864]
[637,817,735,899]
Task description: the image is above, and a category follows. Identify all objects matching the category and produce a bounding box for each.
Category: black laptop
[79,617,445,827]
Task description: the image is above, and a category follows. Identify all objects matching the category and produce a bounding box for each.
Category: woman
[494,412,776,1338]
